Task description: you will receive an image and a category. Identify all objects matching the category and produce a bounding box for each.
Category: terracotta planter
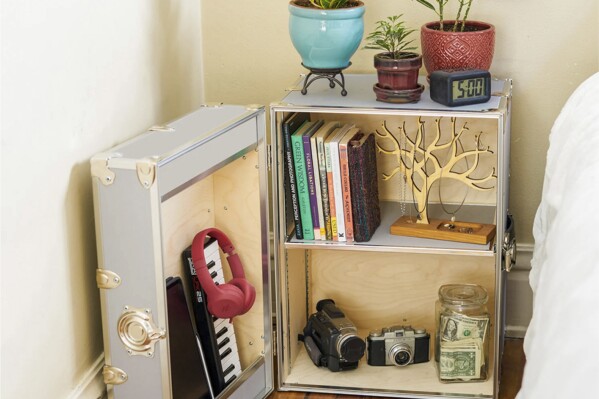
[372,52,424,103]
[420,20,495,76]
[374,52,422,90]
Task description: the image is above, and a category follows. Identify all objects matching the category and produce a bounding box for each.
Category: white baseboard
[69,353,106,399]
[505,243,534,338]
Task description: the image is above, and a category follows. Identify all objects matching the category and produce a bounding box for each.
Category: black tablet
[166,276,213,399]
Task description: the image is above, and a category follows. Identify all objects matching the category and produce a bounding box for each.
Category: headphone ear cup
[229,277,256,315]
[206,284,245,319]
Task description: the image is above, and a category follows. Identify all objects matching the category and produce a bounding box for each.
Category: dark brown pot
[374,52,422,90]
[420,20,495,76]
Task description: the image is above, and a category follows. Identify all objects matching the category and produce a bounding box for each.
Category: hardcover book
[324,129,339,240]
[327,124,354,242]
[291,121,319,240]
[309,122,327,240]
[348,132,381,242]
[313,121,340,240]
[338,127,360,242]
[281,112,310,239]
[303,120,325,240]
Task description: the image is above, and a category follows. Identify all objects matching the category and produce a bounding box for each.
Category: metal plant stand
[300,63,350,96]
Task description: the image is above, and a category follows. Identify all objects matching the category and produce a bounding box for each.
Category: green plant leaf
[414,0,437,12]
[309,0,351,9]
[363,14,418,59]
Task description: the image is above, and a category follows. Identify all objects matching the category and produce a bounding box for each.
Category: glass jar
[435,284,490,382]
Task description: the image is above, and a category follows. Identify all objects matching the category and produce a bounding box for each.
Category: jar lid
[439,284,488,305]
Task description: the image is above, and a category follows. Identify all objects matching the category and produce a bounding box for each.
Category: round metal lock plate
[117,307,165,356]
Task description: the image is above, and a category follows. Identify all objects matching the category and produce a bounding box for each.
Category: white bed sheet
[517,72,599,398]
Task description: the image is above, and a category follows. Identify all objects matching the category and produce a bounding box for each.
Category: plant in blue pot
[289,0,365,95]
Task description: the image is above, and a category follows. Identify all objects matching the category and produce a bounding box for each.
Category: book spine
[303,134,321,240]
[324,140,338,240]
[349,134,381,242]
[282,119,303,239]
[291,133,314,240]
[330,138,346,241]
[339,141,354,241]
[311,136,326,240]
[317,137,332,240]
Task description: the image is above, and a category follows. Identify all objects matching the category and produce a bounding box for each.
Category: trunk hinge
[103,365,128,385]
[96,269,122,289]
[148,124,174,132]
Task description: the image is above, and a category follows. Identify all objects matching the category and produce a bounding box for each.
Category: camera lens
[395,351,410,365]
[389,343,413,367]
[338,335,366,363]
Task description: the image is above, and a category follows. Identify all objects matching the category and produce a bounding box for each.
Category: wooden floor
[268,338,525,399]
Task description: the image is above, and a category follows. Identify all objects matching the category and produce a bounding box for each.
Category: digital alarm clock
[429,69,491,107]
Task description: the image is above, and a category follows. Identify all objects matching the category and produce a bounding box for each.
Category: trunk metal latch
[502,213,517,272]
[117,306,165,357]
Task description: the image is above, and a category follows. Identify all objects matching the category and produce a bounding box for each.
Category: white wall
[1,1,203,397]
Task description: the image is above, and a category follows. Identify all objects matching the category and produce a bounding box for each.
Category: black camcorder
[299,299,366,372]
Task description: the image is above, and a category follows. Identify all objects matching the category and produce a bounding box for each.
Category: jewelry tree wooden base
[390,216,496,245]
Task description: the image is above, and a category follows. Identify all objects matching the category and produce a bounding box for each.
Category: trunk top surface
[107,105,261,161]
[278,74,509,114]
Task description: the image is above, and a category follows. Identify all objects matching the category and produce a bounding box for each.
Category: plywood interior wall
[213,150,264,368]
[161,150,265,372]
[279,248,309,380]
[311,113,499,206]
[162,176,216,279]
[308,250,496,335]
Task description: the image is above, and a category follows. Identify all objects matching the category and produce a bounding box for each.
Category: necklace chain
[398,121,429,220]
[400,126,407,217]
[438,132,472,220]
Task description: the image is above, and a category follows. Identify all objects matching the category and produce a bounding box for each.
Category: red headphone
[191,228,256,319]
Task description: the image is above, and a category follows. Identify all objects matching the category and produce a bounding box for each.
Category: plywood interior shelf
[286,202,496,255]
[284,336,495,398]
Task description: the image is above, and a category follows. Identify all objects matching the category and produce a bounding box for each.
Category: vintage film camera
[300,299,366,372]
[367,325,430,367]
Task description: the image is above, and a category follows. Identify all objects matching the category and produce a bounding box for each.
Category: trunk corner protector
[91,153,121,186]
[136,159,156,189]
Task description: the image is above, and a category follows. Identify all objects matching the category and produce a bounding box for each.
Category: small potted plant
[288,1,365,70]
[364,15,424,103]
[413,0,495,76]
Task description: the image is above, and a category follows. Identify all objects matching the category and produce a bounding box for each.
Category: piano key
[221,357,241,378]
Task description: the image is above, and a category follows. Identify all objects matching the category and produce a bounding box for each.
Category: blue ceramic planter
[288,2,365,70]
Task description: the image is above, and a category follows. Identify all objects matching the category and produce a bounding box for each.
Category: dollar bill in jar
[436,284,490,382]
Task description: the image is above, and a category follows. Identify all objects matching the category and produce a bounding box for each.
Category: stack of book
[282,112,381,242]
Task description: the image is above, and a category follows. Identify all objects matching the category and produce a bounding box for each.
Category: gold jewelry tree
[375,117,497,244]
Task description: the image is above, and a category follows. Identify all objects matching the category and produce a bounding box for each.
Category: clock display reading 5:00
[452,78,486,100]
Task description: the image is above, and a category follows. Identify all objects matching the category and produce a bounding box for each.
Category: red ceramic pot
[374,52,422,90]
[420,20,495,76]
